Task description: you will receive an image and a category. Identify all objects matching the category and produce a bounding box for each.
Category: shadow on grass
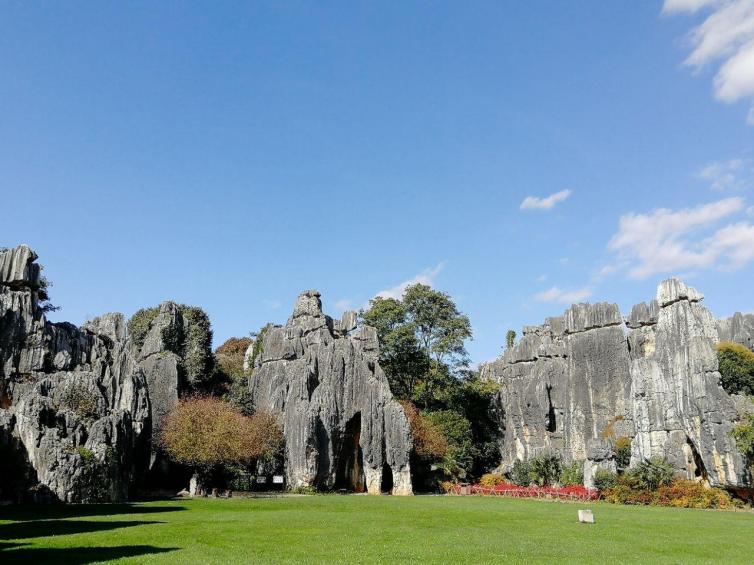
[0,544,177,564]
[0,519,164,541]
[0,503,185,522]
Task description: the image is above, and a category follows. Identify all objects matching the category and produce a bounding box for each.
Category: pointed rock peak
[657,278,704,307]
[292,289,323,318]
[0,244,40,287]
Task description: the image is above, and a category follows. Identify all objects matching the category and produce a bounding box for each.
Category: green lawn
[1,495,752,564]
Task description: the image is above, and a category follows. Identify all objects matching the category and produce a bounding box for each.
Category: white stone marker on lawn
[578,510,595,523]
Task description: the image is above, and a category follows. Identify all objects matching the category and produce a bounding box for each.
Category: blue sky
[2,1,754,364]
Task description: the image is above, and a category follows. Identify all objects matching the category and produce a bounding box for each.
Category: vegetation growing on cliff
[716,341,754,396]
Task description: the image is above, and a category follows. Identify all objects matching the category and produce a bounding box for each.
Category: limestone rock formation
[483,278,752,489]
[628,280,748,487]
[718,312,754,351]
[249,290,413,495]
[481,302,633,486]
[0,245,150,502]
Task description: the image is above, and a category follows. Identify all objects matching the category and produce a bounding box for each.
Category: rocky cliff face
[482,279,752,489]
[0,245,150,502]
[481,303,633,486]
[718,312,754,350]
[249,290,413,495]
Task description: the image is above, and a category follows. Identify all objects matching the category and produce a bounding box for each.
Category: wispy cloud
[534,286,593,304]
[607,196,754,279]
[520,189,572,211]
[698,158,753,190]
[374,263,445,300]
[333,299,353,313]
[535,274,548,283]
[664,0,754,124]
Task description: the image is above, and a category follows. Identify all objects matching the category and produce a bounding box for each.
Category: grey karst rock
[628,279,748,487]
[0,245,150,502]
[717,312,754,350]
[482,302,633,486]
[484,278,751,489]
[249,290,413,495]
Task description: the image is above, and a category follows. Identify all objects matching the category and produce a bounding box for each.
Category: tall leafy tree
[361,284,499,485]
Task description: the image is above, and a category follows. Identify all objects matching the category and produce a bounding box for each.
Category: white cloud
[333,299,353,312]
[374,263,445,300]
[534,286,593,304]
[607,196,754,278]
[520,189,572,211]
[535,274,548,282]
[664,0,754,123]
[698,158,753,190]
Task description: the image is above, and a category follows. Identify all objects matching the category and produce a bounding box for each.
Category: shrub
[510,459,533,486]
[528,453,562,486]
[216,337,252,378]
[592,469,619,491]
[716,341,754,396]
[559,460,584,486]
[478,473,507,487]
[654,480,736,509]
[424,410,475,479]
[627,457,676,490]
[127,306,160,350]
[603,478,737,509]
[614,436,631,469]
[77,446,96,464]
[732,413,754,466]
[57,383,100,419]
[400,401,448,461]
[161,397,283,474]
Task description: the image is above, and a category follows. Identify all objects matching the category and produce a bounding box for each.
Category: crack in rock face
[482,278,753,489]
[248,290,413,495]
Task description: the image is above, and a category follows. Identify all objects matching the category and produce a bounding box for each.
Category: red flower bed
[448,482,599,501]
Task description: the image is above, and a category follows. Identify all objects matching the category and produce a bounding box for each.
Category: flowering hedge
[447,481,599,501]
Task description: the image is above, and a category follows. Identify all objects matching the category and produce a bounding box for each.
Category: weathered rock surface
[249,290,413,495]
[481,302,633,486]
[483,278,752,488]
[0,245,150,502]
[717,312,754,350]
[629,280,747,487]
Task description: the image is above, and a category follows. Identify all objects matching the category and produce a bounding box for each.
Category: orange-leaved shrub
[161,396,282,470]
[400,401,448,461]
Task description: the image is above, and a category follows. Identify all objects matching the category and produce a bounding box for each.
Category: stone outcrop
[482,278,752,489]
[628,280,747,487]
[0,245,150,502]
[248,290,413,495]
[718,312,754,350]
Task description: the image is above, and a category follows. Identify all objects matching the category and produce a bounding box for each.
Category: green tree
[361,284,472,406]
[505,330,516,351]
[716,341,754,396]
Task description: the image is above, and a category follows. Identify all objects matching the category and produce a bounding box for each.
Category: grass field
[1,495,752,564]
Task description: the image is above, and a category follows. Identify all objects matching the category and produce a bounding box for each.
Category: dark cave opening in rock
[335,413,365,492]
[545,385,557,433]
[381,462,393,494]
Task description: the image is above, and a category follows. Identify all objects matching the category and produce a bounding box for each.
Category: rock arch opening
[335,413,365,492]
[381,462,394,494]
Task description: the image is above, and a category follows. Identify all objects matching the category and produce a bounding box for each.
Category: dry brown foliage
[161,396,282,469]
[215,336,253,377]
[400,400,448,460]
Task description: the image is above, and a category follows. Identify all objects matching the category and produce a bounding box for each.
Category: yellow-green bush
[479,473,507,487]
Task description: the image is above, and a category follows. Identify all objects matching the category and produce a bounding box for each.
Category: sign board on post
[272,475,284,484]
[256,476,267,484]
